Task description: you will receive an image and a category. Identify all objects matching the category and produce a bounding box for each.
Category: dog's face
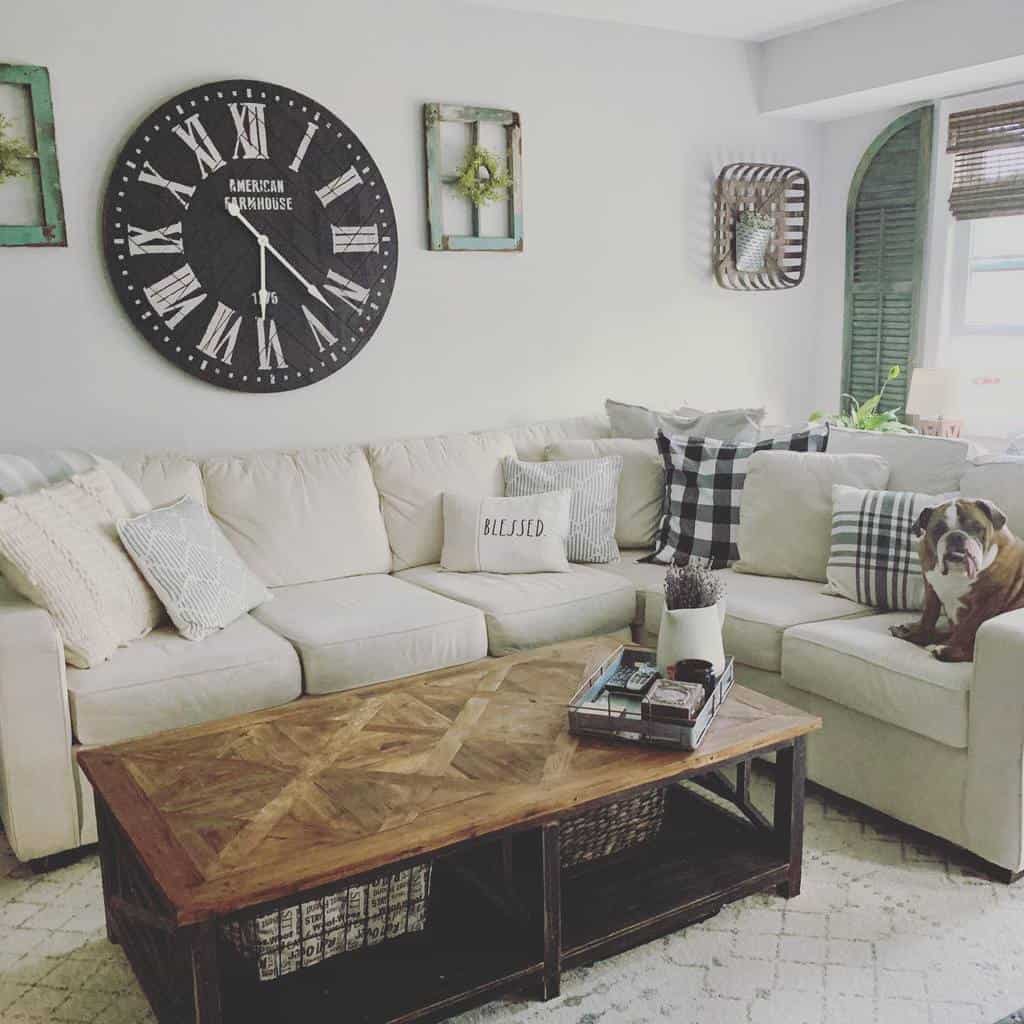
[913,499,1008,579]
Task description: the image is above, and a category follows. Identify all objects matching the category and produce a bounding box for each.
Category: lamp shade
[906,368,962,418]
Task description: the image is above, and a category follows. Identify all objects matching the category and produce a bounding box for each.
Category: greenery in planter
[453,145,511,207]
[810,364,915,434]
[738,209,774,231]
[665,564,726,611]
[0,114,34,184]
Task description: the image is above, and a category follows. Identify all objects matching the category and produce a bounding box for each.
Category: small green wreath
[453,145,511,207]
[0,114,34,184]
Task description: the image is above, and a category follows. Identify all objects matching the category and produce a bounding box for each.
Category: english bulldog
[890,498,1024,662]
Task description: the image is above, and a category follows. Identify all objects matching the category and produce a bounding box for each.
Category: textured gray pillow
[656,407,764,443]
[117,497,270,641]
[503,455,622,563]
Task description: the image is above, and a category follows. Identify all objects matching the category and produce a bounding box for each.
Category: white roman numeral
[289,121,319,172]
[144,264,207,329]
[171,114,226,180]
[138,161,196,209]
[315,167,362,207]
[196,302,242,364]
[127,222,184,256]
[324,270,369,313]
[331,224,379,254]
[301,305,338,351]
[256,318,288,370]
[229,102,269,160]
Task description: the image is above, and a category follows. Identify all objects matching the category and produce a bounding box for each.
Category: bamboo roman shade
[948,101,1024,220]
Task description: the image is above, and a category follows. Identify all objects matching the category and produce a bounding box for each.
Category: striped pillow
[502,455,622,564]
[825,485,953,611]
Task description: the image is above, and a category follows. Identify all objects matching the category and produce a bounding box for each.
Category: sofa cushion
[202,447,392,587]
[117,454,206,508]
[960,457,1024,534]
[369,433,516,571]
[827,426,968,493]
[733,451,889,582]
[66,614,301,745]
[602,560,872,672]
[546,439,663,550]
[253,575,487,695]
[481,415,611,461]
[782,612,973,749]
[396,564,635,655]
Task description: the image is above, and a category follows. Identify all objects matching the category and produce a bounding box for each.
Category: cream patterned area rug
[1,774,1023,1024]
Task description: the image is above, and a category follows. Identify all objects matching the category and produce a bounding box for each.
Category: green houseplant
[0,114,34,184]
[810,364,915,434]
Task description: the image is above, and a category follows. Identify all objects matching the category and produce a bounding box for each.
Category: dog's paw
[890,623,916,640]
[929,644,972,663]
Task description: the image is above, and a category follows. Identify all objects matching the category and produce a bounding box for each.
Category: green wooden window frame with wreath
[0,64,66,247]
[423,103,523,252]
[841,106,934,416]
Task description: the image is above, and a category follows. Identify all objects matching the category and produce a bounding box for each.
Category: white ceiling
[458,0,906,42]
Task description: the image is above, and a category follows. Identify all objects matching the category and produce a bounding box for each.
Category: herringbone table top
[78,637,819,924]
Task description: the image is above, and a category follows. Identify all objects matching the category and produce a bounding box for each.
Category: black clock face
[103,80,398,393]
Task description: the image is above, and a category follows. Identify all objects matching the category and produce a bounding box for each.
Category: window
[951,214,1024,334]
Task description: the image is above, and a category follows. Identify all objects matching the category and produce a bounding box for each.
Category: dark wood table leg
[189,919,223,1024]
[94,797,120,944]
[541,822,562,1000]
[773,736,807,898]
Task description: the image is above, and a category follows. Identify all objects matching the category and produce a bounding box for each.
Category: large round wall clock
[102,79,398,393]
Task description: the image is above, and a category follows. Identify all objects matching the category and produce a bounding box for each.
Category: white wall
[759,0,1024,119]
[1,0,823,454]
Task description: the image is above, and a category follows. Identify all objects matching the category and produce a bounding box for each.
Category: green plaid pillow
[825,485,952,611]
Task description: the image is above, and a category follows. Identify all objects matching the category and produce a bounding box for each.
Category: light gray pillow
[117,496,271,641]
[503,455,622,563]
[605,398,686,439]
[656,407,765,443]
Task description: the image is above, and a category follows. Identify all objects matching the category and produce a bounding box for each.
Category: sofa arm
[0,581,80,861]
[965,607,1024,874]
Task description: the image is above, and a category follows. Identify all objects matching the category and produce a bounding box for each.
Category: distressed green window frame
[0,64,66,247]
[424,103,523,252]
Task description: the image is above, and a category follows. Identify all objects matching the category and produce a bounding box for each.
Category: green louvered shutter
[842,107,934,415]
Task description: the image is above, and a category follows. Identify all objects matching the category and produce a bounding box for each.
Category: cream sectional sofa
[2,416,1024,885]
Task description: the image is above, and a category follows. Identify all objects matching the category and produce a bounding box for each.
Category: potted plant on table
[657,565,727,675]
[810,364,915,434]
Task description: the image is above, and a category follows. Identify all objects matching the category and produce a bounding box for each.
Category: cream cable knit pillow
[0,468,163,667]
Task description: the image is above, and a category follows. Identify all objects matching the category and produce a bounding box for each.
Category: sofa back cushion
[202,447,391,587]
[546,438,663,550]
[734,452,891,582]
[117,454,205,509]
[369,433,516,571]
[960,457,1024,534]
[478,415,611,461]
[827,426,968,493]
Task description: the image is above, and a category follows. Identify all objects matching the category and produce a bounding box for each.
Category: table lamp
[906,368,964,438]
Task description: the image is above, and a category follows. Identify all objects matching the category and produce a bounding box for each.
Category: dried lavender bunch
[664,563,725,611]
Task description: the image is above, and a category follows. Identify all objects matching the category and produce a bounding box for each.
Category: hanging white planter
[656,600,727,676]
[734,213,774,273]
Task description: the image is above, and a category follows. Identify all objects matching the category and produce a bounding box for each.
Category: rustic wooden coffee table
[78,637,819,1024]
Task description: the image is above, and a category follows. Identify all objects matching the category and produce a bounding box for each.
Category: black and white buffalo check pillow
[643,426,828,569]
[825,485,950,611]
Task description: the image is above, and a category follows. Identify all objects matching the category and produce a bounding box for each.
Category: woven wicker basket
[221,863,432,981]
[560,788,666,869]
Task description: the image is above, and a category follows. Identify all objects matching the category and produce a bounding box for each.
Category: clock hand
[258,236,269,322]
[225,197,334,312]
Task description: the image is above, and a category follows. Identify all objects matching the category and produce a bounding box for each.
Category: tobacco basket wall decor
[424,103,523,252]
[713,163,808,290]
